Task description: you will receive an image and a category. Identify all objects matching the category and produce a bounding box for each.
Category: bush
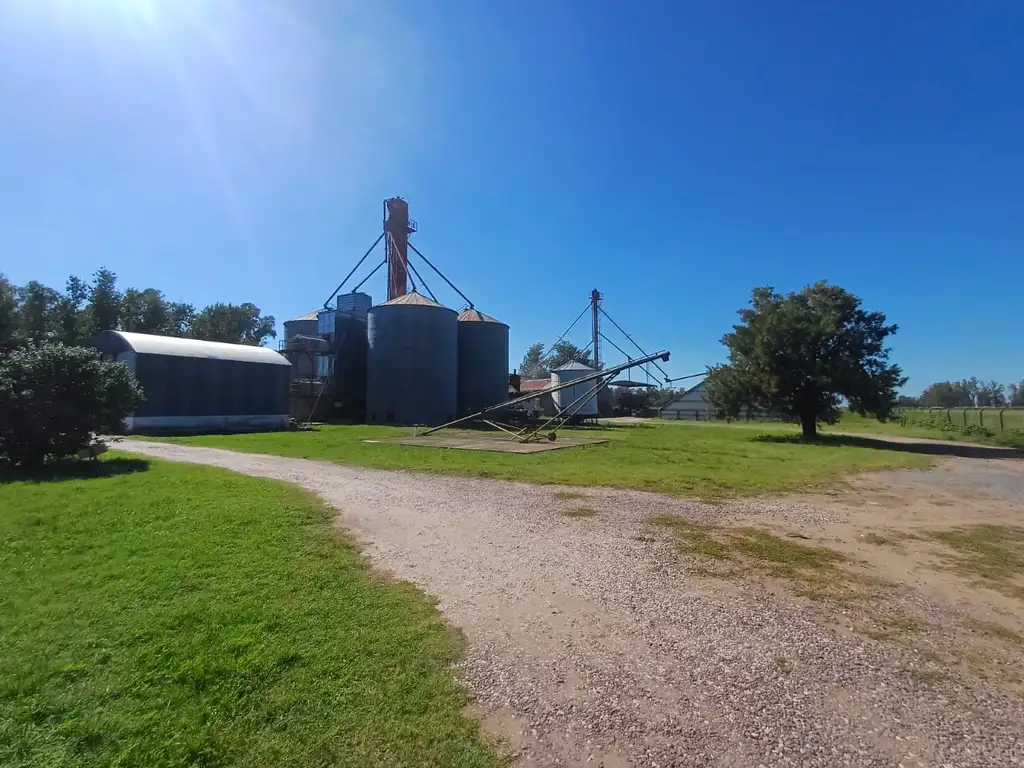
[0,344,144,468]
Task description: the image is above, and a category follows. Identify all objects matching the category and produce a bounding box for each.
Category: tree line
[517,340,595,378]
[0,269,276,353]
[898,378,1024,409]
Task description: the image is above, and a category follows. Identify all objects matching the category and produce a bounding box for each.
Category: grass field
[141,421,933,500]
[0,457,502,768]
[831,412,1024,448]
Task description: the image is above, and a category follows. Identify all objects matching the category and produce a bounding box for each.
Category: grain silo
[366,291,457,425]
[330,309,368,419]
[283,310,321,379]
[551,361,599,418]
[456,308,509,415]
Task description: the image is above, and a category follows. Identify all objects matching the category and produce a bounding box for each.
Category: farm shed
[92,330,292,432]
[660,379,715,420]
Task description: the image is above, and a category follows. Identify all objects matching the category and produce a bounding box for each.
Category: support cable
[599,307,673,383]
[406,257,438,303]
[323,232,384,308]
[407,242,474,309]
[353,260,386,292]
[600,331,654,386]
[387,232,419,294]
[543,303,591,364]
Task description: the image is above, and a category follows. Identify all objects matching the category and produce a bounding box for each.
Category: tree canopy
[705,282,905,438]
[0,269,275,350]
[516,340,594,379]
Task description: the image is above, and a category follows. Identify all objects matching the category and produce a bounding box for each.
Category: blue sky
[2,0,1022,392]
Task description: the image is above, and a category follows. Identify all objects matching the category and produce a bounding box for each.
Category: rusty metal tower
[384,198,418,301]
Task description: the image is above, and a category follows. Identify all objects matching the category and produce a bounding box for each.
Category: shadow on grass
[0,457,151,484]
[752,433,1024,460]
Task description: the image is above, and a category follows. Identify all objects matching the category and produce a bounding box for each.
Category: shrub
[0,344,144,468]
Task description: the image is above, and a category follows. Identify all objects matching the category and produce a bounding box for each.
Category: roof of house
[661,379,709,409]
[95,330,292,366]
[518,378,552,392]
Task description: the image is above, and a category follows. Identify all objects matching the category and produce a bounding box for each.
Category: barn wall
[128,353,290,430]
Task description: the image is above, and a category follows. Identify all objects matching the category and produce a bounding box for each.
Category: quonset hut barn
[92,330,292,432]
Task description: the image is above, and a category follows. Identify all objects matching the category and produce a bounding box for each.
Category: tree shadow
[0,457,151,485]
[751,432,1024,460]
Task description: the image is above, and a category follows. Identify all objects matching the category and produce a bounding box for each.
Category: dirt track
[121,440,1024,768]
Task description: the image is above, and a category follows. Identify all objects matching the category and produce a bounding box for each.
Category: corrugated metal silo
[457,308,509,415]
[284,311,319,341]
[284,311,320,379]
[366,292,457,425]
[551,361,599,417]
[330,309,368,419]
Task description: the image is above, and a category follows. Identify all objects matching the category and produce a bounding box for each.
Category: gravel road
[122,441,1024,768]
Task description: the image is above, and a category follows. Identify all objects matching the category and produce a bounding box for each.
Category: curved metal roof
[457,308,507,325]
[105,330,291,366]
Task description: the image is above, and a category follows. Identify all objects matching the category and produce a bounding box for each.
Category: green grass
[832,412,1024,448]
[925,525,1024,598]
[0,456,503,768]
[652,517,857,598]
[140,421,931,501]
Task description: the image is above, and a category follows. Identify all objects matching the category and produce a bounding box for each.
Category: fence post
[962,409,967,427]
[980,409,984,428]
[1000,409,1005,431]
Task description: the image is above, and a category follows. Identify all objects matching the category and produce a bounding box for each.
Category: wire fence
[897,407,1024,433]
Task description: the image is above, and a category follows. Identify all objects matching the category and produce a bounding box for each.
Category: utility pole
[591,288,602,370]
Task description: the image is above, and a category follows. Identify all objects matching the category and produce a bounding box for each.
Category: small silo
[283,311,321,379]
[284,311,319,341]
[457,308,509,415]
[551,361,599,418]
[366,292,458,425]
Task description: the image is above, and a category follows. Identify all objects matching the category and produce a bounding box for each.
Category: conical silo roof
[381,291,448,308]
[457,308,507,326]
[553,361,594,372]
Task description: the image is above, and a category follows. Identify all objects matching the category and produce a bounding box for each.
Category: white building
[660,379,715,420]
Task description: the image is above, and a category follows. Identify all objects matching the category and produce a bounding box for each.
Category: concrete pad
[367,433,609,454]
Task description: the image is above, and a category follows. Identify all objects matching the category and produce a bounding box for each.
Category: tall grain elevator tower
[384,197,417,301]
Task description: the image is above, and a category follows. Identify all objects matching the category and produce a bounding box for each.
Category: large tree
[548,341,593,370]
[121,288,170,334]
[705,282,906,438]
[518,342,548,378]
[1,271,274,348]
[85,268,122,335]
[189,302,276,346]
[16,281,60,342]
[920,380,975,408]
[0,275,19,352]
[1009,381,1024,408]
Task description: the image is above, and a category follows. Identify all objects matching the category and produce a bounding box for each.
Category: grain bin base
[367,434,609,454]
